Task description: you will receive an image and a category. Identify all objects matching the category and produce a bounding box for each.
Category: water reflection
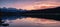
[1,16,60,27]
[1,17,60,27]
[0,18,9,27]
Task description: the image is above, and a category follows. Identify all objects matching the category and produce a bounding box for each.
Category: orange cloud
[5,0,60,10]
[32,1,60,10]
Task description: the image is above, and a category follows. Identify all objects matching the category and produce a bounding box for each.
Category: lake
[0,16,60,27]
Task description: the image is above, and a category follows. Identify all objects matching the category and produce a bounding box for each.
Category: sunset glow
[0,0,60,10]
[1,0,60,27]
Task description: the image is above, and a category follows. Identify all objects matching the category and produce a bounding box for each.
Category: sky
[0,0,60,10]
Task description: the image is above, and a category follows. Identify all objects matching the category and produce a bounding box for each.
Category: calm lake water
[1,16,60,27]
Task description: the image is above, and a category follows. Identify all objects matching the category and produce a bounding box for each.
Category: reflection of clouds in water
[6,17,60,27]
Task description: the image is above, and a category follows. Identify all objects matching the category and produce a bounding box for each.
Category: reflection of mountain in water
[0,7,60,21]
[0,16,26,27]
[1,17,60,27]
[21,7,60,21]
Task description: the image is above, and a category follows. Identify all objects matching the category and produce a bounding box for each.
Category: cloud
[32,0,60,9]
[0,0,60,10]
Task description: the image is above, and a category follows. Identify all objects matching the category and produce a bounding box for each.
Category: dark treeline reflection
[0,7,60,27]
[0,15,60,27]
[0,7,60,21]
[1,16,60,27]
[0,16,26,27]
